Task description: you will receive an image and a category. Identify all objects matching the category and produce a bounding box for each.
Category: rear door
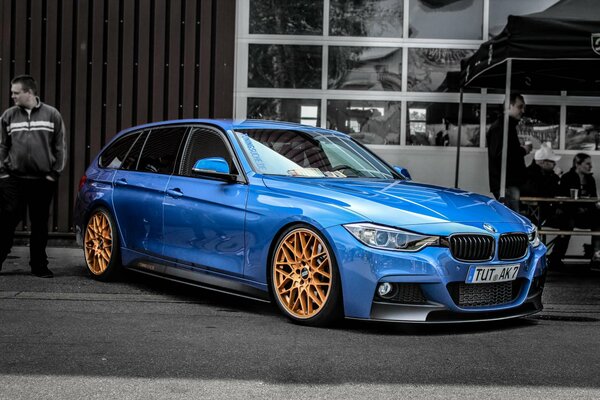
[162,125,248,277]
[112,126,187,255]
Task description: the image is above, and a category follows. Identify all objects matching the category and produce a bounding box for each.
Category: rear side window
[136,126,187,174]
[120,131,148,170]
[98,132,140,168]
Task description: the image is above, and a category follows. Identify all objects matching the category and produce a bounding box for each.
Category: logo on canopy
[592,33,600,56]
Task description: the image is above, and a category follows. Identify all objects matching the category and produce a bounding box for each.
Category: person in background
[549,153,600,268]
[520,144,562,226]
[0,75,66,277]
[487,93,532,212]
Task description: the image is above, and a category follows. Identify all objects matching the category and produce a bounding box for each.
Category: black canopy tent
[454,0,600,197]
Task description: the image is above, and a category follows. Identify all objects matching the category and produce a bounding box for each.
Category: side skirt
[122,250,271,303]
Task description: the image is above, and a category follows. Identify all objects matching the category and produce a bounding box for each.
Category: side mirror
[192,157,237,182]
[393,166,412,180]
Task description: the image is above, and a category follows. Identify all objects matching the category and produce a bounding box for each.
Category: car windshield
[234,128,398,179]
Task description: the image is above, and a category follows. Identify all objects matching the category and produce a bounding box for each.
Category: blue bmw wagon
[74,119,547,326]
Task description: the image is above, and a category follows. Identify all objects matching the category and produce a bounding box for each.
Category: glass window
[248,44,322,89]
[247,98,321,126]
[489,0,560,37]
[328,47,402,91]
[249,0,323,35]
[408,0,483,39]
[566,106,600,151]
[407,102,480,146]
[486,104,559,149]
[179,127,235,177]
[407,48,474,92]
[235,129,396,179]
[99,132,140,169]
[137,127,187,174]
[329,0,403,38]
[327,100,401,145]
[121,131,148,170]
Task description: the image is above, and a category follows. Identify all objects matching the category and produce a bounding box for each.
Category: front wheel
[270,225,342,326]
[84,208,121,281]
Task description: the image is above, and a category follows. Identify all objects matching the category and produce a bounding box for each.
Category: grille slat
[498,233,528,260]
[449,234,494,262]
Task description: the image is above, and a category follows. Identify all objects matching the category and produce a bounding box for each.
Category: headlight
[344,223,441,252]
[528,226,541,247]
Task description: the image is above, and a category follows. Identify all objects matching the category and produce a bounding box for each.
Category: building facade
[234,0,600,194]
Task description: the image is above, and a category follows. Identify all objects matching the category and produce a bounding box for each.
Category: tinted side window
[136,127,187,174]
[120,131,148,170]
[98,132,140,168]
[179,127,235,177]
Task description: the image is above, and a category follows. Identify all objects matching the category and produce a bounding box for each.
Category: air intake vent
[449,234,494,262]
[498,233,528,260]
[447,280,522,307]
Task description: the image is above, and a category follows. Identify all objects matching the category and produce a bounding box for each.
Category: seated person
[520,144,562,225]
[549,153,600,267]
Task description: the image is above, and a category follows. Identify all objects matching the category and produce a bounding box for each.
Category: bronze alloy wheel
[273,228,334,319]
[84,210,114,276]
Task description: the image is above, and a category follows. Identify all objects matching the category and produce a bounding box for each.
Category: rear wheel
[84,208,121,281]
[271,225,342,326]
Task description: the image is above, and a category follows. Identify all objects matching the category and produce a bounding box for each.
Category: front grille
[449,234,494,261]
[375,283,428,304]
[498,233,528,260]
[447,280,522,307]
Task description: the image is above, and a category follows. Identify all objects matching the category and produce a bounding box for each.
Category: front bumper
[325,225,547,323]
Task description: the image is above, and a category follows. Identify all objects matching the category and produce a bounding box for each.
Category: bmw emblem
[483,223,497,233]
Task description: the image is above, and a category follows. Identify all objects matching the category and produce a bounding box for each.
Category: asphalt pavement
[1,246,600,399]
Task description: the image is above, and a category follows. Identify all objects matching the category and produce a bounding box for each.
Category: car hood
[262,177,529,234]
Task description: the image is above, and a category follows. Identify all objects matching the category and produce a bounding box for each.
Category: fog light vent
[375,283,428,304]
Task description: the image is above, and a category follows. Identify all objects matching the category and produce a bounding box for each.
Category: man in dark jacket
[487,93,531,211]
[0,75,66,277]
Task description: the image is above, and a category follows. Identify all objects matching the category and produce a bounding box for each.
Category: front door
[162,126,248,277]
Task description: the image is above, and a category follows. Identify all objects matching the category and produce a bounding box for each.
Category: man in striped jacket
[0,75,66,278]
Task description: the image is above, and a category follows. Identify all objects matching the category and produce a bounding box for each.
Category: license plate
[466,264,520,284]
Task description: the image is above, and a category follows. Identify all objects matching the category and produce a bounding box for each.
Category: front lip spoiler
[355,292,543,324]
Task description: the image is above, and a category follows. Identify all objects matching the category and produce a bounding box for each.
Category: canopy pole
[454,89,464,188]
[499,59,512,200]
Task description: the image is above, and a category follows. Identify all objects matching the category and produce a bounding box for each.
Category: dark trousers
[0,176,56,269]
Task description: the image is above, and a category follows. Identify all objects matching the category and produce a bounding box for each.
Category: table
[520,196,600,249]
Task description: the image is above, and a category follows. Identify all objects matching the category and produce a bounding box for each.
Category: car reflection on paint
[73,119,547,326]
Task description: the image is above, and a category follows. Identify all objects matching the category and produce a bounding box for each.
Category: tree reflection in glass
[329,0,403,37]
[249,0,323,35]
[248,44,322,89]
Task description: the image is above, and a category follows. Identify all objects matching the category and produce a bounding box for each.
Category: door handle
[115,178,128,186]
[166,188,183,198]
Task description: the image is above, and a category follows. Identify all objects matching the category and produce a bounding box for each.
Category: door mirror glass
[192,157,231,174]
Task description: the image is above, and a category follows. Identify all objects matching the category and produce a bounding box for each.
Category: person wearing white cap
[521,143,561,201]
